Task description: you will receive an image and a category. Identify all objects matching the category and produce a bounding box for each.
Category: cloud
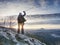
[0,0,60,16]
[26,20,60,25]
[0,1,34,16]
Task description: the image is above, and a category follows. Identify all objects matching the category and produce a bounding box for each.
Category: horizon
[0,14,60,30]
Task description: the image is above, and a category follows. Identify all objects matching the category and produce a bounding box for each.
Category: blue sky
[0,0,60,16]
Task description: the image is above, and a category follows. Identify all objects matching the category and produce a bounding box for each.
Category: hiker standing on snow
[17,11,26,34]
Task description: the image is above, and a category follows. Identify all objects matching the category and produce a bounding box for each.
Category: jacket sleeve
[23,11,26,16]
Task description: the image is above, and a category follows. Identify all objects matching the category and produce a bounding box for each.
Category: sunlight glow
[13,24,60,30]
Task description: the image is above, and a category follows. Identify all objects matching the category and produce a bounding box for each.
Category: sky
[0,0,60,16]
[0,0,60,30]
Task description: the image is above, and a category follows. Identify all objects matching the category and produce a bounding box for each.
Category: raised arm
[23,11,26,16]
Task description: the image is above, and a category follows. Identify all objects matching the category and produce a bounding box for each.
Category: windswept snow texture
[0,27,46,45]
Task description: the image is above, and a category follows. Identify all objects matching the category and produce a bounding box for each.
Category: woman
[17,11,26,34]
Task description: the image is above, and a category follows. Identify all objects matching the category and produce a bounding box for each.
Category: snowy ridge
[0,29,46,45]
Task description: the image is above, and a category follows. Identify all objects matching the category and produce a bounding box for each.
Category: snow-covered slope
[0,28,46,45]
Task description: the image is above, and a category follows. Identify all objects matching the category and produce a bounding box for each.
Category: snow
[0,28,46,45]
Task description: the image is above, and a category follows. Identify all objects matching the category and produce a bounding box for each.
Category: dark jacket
[17,12,26,23]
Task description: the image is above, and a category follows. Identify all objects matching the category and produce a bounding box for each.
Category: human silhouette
[17,11,26,34]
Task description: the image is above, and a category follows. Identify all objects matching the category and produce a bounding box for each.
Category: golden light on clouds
[13,24,60,30]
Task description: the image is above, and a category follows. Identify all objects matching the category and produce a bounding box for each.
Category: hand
[23,11,25,13]
[23,11,26,16]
